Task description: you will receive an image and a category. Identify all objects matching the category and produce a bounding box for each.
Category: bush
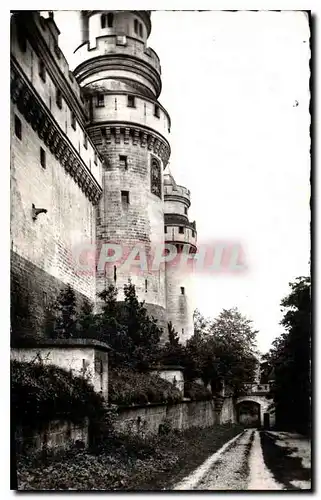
[184,380,212,401]
[109,369,182,405]
[11,360,106,427]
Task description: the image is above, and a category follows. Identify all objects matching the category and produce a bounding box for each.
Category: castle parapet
[164,183,191,206]
[164,214,197,250]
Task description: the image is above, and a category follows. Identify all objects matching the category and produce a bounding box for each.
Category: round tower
[164,172,197,344]
[72,11,171,331]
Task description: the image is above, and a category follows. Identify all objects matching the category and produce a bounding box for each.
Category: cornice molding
[164,192,191,207]
[11,60,102,205]
[164,216,197,233]
[74,54,161,97]
[87,122,171,167]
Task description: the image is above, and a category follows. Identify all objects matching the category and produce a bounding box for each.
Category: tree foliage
[185,308,258,395]
[262,276,311,434]
[159,322,186,367]
[50,284,78,339]
[96,282,163,370]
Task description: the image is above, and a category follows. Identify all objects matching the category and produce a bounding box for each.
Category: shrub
[184,380,212,401]
[11,360,106,427]
[109,369,182,405]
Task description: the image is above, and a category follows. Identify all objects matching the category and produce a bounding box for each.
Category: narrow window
[179,226,184,234]
[127,95,135,108]
[56,88,62,109]
[182,328,184,335]
[71,111,76,130]
[38,59,46,82]
[134,19,138,34]
[180,287,185,295]
[114,265,117,283]
[121,190,129,205]
[89,159,91,170]
[164,226,167,233]
[150,157,161,198]
[184,207,188,215]
[49,96,52,111]
[94,151,98,165]
[83,133,88,149]
[145,279,148,292]
[119,155,128,170]
[139,23,143,37]
[101,14,106,29]
[192,229,195,238]
[154,104,160,118]
[43,291,48,306]
[40,147,46,168]
[14,115,22,140]
[107,13,114,28]
[96,94,105,107]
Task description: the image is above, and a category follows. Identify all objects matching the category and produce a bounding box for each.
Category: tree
[77,298,98,339]
[97,284,133,367]
[262,276,311,434]
[97,282,163,370]
[184,308,258,395]
[159,322,186,366]
[121,281,162,370]
[53,284,77,338]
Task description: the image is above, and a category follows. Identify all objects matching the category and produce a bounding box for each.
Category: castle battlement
[73,35,161,76]
[10,10,197,346]
[164,183,191,204]
[36,13,85,110]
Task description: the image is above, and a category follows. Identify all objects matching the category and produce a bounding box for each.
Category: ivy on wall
[11,360,106,427]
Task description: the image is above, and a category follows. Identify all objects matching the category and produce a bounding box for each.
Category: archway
[235,394,271,428]
[236,400,261,428]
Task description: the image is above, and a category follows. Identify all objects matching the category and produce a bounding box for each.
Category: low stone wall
[114,398,235,437]
[11,339,110,400]
[15,418,89,455]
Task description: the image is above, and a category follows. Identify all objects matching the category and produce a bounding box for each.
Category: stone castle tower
[10,10,196,344]
[72,11,196,341]
[164,172,197,343]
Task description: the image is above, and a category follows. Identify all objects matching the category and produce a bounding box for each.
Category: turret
[72,11,171,334]
[164,172,197,344]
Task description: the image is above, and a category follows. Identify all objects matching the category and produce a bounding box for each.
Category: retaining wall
[114,397,235,437]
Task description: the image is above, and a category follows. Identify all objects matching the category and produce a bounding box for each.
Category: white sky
[54,10,310,354]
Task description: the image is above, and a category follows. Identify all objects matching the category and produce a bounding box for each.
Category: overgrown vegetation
[16,423,244,491]
[11,360,106,426]
[184,380,212,401]
[109,368,182,405]
[262,276,311,435]
[37,281,259,399]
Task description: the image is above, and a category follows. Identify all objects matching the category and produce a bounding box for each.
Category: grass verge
[16,423,244,491]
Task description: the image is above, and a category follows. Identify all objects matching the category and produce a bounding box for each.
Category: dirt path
[173,429,310,491]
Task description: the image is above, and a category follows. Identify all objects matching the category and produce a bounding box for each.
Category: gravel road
[173,429,303,491]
